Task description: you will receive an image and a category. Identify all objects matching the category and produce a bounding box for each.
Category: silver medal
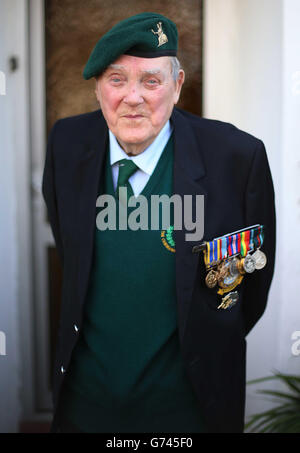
[243,254,256,273]
[220,261,238,286]
[252,249,267,270]
[229,258,239,277]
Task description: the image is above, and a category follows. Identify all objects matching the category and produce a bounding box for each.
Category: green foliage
[246,372,300,433]
[166,225,175,247]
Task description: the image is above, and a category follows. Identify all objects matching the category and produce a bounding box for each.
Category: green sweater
[58,135,205,433]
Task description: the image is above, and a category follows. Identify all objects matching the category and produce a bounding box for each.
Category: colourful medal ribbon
[254,226,260,248]
[204,224,264,267]
[237,233,241,254]
[253,225,264,249]
[209,240,214,264]
[213,239,219,262]
[240,231,245,256]
[228,235,233,256]
[240,231,246,256]
[204,242,209,267]
[249,228,255,251]
[240,229,250,257]
[217,239,221,261]
[231,234,238,255]
[246,229,251,253]
[260,225,264,246]
[221,236,228,259]
[204,240,213,268]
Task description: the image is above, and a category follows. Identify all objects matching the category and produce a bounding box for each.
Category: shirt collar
[109,120,173,176]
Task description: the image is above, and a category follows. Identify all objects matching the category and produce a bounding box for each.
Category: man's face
[95,54,184,154]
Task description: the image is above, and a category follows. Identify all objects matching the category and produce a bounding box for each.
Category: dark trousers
[57,417,83,433]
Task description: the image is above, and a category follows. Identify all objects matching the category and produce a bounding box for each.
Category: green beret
[83,12,178,80]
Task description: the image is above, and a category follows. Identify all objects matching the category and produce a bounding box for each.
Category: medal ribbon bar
[203,224,264,269]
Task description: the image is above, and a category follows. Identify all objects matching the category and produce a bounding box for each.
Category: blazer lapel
[171,108,208,343]
[76,111,108,310]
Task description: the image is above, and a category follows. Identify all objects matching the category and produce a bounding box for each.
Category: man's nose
[123,82,144,105]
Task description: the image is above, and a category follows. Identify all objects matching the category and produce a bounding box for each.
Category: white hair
[96,56,182,81]
[170,56,182,81]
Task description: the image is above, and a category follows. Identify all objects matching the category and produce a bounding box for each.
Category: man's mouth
[122,114,144,119]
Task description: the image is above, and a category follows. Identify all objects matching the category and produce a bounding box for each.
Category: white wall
[0,0,32,433]
[0,0,21,433]
[278,0,300,375]
[204,0,300,422]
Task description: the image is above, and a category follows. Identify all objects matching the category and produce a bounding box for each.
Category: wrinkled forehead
[105,54,173,76]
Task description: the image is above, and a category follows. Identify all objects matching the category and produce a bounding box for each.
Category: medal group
[202,224,267,310]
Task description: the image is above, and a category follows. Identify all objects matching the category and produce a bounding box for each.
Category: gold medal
[217,261,229,283]
[205,270,218,288]
[215,259,244,295]
[217,273,244,294]
[236,257,246,275]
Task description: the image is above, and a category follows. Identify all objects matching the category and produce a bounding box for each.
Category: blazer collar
[171,108,206,181]
[75,111,108,312]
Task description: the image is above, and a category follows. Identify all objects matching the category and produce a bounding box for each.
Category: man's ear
[95,76,101,103]
[174,69,185,104]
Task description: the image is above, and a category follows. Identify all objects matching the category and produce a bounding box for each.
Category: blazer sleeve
[242,140,276,335]
[42,121,64,266]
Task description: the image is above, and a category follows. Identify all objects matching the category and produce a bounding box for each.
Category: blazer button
[60,365,66,374]
[74,324,79,333]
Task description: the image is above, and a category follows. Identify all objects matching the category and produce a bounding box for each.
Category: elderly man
[42,12,276,433]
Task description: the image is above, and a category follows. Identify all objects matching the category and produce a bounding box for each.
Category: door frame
[28,0,54,415]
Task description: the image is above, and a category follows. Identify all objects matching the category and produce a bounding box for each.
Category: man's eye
[146,79,159,86]
[109,75,124,84]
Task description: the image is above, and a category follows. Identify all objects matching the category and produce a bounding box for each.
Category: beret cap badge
[151,22,168,47]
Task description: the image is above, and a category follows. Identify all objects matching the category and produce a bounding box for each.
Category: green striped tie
[116,159,139,203]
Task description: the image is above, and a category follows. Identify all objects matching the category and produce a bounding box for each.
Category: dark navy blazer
[42,107,276,433]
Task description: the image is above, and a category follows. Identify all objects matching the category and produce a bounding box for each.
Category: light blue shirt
[109,120,173,196]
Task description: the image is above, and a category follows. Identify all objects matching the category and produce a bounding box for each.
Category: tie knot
[117,159,139,187]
